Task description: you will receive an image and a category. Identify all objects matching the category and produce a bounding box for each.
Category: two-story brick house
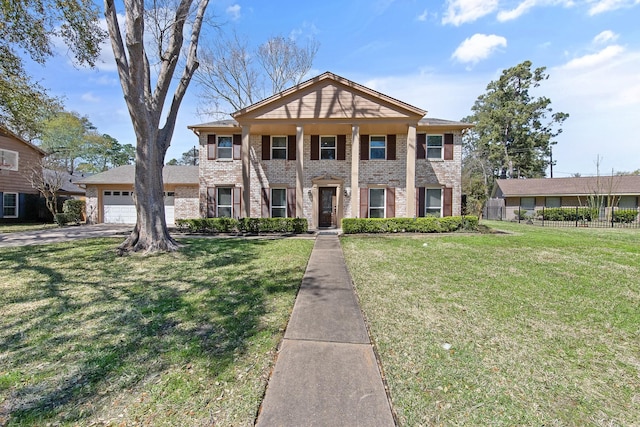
[188,72,472,229]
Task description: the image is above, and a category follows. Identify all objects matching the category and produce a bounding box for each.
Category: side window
[0,149,19,171]
[217,136,233,159]
[271,136,287,160]
[369,188,385,218]
[3,192,18,217]
[426,135,443,159]
[369,136,386,160]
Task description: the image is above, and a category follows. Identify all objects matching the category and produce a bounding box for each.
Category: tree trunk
[118,132,179,254]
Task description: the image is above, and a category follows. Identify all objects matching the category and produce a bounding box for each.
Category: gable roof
[231,71,427,122]
[75,165,198,185]
[0,125,47,156]
[495,176,640,197]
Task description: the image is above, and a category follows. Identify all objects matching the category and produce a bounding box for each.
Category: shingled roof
[494,176,640,197]
[75,165,198,185]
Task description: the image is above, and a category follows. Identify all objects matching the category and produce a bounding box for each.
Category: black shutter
[359,187,368,218]
[287,188,296,218]
[443,187,453,216]
[287,135,296,161]
[311,135,319,160]
[360,135,369,160]
[386,187,395,217]
[207,187,216,217]
[337,135,346,160]
[261,188,269,218]
[262,135,271,160]
[444,133,454,160]
[417,133,426,159]
[417,187,425,217]
[387,134,396,160]
[233,134,241,160]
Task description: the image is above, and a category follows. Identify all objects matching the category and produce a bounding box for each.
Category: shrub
[54,213,68,226]
[341,216,477,234]
[613,209,638,223]
[62,199,85,224]
[536,207,598,222]
[175,217,308,234]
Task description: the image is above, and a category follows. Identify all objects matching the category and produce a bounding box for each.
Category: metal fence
[485,205,640,228]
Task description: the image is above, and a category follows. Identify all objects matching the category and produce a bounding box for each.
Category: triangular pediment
[232,72,425,123]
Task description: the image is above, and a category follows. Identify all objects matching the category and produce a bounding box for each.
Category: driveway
[0,224,133,248]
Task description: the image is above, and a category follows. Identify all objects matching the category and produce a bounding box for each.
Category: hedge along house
[188,72,472,229]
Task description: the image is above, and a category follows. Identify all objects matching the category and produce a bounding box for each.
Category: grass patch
[0,237,313,426]
[342,221,640,426]
[0,223,58,234]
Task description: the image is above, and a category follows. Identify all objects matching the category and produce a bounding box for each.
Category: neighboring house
[188,72,472,229]
[490,176,640,220]
[0,125,46,221]
[75,165,198,225]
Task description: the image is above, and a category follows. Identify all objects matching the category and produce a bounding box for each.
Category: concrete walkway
[256,235,395,426]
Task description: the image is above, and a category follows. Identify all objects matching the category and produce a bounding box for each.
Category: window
[520,197,535,210]
[271,188,287,218]
[618,196,638,209]
[3,192,18,217]
[546,197,561,208]
[271,136,287,159]
[369,188,385,218]
[426,135,443,159]
[217,187,233,217]
[217,135,233,159]
[0,149,18,171]
[426,188,442,217]
[369,136,386,160]
[104,191,112,196]
[320,136,336,160]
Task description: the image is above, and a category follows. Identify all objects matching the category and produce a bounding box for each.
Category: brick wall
[85,186,99,224]
[175,185,199,219]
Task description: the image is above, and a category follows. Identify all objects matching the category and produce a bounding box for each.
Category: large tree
[104,0,209,253]
[40,111,93,174]
[0,0,105,139]
[196,32,319,115]
[463,61,568,183]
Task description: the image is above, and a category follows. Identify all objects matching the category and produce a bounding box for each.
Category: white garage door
[103,191,175,225]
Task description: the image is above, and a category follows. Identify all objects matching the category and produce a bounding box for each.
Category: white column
[351,124,360,218]
[296,125,304,217]
[406,124,417,218]
[242,125,251,218]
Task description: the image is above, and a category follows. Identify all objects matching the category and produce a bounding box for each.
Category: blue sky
[25,0,640,176]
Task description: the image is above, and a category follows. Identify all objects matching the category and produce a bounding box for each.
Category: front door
[319,187,337,227]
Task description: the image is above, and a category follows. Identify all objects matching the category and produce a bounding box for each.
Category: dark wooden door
[319,187,337,227]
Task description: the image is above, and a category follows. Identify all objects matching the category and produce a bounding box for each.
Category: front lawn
[342,221,640,426]
[0,223,58,233]
[0,237,313,426]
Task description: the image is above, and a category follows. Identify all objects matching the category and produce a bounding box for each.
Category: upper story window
[426,188,442,217]
[3,192,18,217]
[427,135,443,159]
[320,136,336,160]
[217,136,233,159]
[0,149,19,171]
[369,136,386,160]
[271,136,287,159]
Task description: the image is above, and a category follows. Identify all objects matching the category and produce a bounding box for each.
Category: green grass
[0,237,313,426]
[342,221,640,426]
[0,223,58,233]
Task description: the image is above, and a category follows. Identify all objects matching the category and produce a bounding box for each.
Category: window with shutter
[270,188,287,218]
[427,135,443,159]
[370,136,386,160]
[217,136,233,159]
[271,136,287,159]
[217,187,233,217]
[369,188,385,218]
[426,188,442,217]
[320,136,336,160]
[3,192,18,217]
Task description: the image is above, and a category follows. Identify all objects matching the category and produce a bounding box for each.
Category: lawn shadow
[0,237,306,424]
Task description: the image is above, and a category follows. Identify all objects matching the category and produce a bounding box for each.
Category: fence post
[542,206,545,227]
[575,207,578,228]
[518,207,521,223]
[611,206,615,228]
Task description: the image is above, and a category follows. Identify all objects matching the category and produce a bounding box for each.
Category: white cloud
[451,34,507,65]
[588,0,640,15]
[561,45,625,69]
[497,0,574,22]
[593,30,618,44]
[81,92,101,103]
[442,0,498,26]
[417,9,429,21]
[226,4,241,21]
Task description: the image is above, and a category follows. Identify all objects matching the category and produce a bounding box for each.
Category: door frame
[310,175,344,229]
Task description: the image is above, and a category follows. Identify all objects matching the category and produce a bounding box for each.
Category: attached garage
[76,165,198,225]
